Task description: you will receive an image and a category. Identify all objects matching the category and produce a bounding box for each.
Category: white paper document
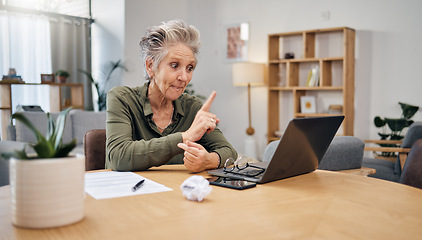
[85,171,173,200]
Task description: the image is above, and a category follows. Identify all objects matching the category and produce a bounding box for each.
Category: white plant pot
[9,155,85,228]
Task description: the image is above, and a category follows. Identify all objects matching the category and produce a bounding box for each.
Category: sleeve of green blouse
[183,96,238,169]
[105,89,184,171]
[198,128,238,169]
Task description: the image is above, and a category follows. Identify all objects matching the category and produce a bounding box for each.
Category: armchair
[84,129,106,171]
[400,139,422,189]
[362,121,422,182]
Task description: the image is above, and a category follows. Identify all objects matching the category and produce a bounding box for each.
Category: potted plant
[55,70,70,83]
[184,83,206,102]
[79,60,127,111]
[2,108,85,229]
[373,102,419,157]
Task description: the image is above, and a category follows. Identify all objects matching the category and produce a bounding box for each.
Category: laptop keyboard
[226,168,264,178]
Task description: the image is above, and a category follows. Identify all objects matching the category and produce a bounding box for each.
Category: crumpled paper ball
[180,175,212,202]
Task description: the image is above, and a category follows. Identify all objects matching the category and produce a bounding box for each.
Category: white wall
[96,0,422,160]
[91,0,125,109]
[123,0,189,88]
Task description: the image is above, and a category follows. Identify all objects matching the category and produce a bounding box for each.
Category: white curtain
[0,11,92,114]
[0,12,10,76]
[50,17,92,110]
[0,11,52,112]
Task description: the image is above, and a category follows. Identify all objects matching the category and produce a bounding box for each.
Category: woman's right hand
[182,91,219,143]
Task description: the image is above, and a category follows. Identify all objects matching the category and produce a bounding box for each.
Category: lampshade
[232,62,265,86]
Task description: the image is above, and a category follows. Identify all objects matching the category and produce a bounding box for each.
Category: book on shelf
[314,66,320,86]
[306,66,319,87]
[328,104,343,114]
[1,75,24,83]
[306,70,313,86]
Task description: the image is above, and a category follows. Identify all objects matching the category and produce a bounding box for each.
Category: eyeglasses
[223,155,265,177]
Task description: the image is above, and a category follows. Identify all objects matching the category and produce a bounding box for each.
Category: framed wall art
[224,22,249,61]
[41,74,55,84]
[300,96,316,114]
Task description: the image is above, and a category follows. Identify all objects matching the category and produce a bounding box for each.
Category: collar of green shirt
[140,81,185,119]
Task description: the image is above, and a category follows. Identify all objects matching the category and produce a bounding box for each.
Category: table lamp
[232,62,265,136]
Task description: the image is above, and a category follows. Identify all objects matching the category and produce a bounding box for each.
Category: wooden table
[1,165,422,240]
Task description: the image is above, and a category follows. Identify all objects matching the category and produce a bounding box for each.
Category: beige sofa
[6,110,106,154]
[1,110,106,186]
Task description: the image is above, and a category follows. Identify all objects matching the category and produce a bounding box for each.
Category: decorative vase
[9,155,85,228]
[57,76,67,83]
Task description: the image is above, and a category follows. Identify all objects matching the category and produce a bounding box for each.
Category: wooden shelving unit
[267,27,355,142]
[0,82,84,140]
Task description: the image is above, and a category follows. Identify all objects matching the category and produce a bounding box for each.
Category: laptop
[207,115,344,183]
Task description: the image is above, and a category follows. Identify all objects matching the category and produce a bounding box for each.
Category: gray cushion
[71,110,106,145]
[362,157,400,182]
[394,122,422,174]
[401,122,422,148]
[0,140,27,186]
[318,136,364,171]
[399,139,422,188]
[361,121,422,181]
[15,111,73,144]
[262,136,364,171]
[7,125,16,141]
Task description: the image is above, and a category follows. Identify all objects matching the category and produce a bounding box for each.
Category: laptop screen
[260,116,344,183]
[208,116,344,183]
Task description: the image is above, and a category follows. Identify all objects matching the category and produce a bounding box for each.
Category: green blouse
[105,82,237,171]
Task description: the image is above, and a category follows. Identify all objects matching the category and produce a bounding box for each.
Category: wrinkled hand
[177,141,219,172]
[182,91,219,143]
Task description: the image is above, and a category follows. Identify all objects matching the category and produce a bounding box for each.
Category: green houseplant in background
[79,60,127,111]
[2,108,85,229]
[55,70,70,83]
[373,102,419,157]
[184,83,206,102]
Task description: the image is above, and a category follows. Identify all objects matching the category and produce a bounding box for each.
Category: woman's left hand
[177,140,219,172]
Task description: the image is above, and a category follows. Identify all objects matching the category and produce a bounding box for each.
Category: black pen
[132,179,145,192]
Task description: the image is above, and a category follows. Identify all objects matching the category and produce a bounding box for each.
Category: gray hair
[139,19,201,81]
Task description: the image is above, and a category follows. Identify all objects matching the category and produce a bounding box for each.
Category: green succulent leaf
[12,112,45,142]
[53,108,72,149]
[46,113,55,140]
[1,148,28,160]
[54,139,77,158]
[4,108,76,160]
[33,137,55,158]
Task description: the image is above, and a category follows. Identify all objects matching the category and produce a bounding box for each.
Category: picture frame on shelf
[300,96,316,114]
[224,22,249,62]
[41,74,55,84]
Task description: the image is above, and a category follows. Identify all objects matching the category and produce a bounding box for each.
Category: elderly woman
[105,19,237,172]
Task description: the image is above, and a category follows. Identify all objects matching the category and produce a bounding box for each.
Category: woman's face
[147,43,196,101]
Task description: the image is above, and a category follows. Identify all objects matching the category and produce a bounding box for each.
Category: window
[3,0,90,18]
[0,0,91,121]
